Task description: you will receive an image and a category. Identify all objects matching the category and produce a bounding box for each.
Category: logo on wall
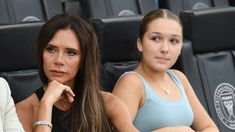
[214,83,235,130]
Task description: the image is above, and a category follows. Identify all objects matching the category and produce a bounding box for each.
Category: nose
[160,40,169,54]
[54,52,65,67]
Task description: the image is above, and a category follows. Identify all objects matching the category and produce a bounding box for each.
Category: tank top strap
[118,71,153,99]
[167,70,187,98]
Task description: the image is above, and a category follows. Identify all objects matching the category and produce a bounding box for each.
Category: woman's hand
[41,80,75,106]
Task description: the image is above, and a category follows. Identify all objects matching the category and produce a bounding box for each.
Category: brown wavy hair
[37,14,112,132]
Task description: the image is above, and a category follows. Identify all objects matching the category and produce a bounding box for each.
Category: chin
[49,78,66,84]
[154,66,169,72]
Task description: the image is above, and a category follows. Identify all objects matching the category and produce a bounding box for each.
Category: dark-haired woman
[16,14,138,132]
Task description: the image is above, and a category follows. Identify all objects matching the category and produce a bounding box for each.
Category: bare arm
[113,73,188,132]
[173,69,219,132]
[101,92,139,132]
[151,126,195,132]
[16,94,38,132]
[112,73,144,121]
[34,80,75,132]
[112,72,209,132]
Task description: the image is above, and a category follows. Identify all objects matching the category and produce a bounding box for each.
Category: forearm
[152,126,196,132]
[117,123,139,132]
[195,126,219,132]
[34,100,53,132]
[151,127,177,132]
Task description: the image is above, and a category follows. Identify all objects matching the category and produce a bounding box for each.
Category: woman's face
[43,29,81,87]
[138,18,182,72]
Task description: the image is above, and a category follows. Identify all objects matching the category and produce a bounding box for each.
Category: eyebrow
[46,44,57,48]
[151,32,181,38]
[46,44,80,52]
[66,48,80,53]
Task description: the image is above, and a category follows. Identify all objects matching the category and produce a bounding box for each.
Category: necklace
[163,87,171,94]
[60,99,67,108]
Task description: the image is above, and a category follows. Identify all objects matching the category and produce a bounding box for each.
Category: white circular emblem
[22,16,40,22]
[192,2,209,10]
[118,9,136,16]
[214,83,235,130]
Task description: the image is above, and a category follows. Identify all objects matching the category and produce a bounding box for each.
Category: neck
[136,63,168,83]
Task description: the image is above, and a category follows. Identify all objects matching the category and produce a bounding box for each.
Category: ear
[137,38,143,52]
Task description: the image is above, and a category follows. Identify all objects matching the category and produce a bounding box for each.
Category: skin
[16,28,138,132]
[16,28,79,132]
[43,28,81,88]
[113,18,219,132]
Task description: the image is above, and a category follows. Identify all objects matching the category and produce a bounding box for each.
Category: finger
[49,80,59,87]
[65,92,74,103]
[59,94,66,100]
[64,86,75,97]
[63,86,75,103]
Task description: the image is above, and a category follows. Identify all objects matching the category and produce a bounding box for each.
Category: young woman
[112,9,219,132]
[16,14,137,132]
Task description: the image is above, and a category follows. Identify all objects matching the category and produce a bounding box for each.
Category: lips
[50,70,66,76]
[155,56,170,63]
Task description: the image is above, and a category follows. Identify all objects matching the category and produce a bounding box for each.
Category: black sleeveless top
[35,87,70,132]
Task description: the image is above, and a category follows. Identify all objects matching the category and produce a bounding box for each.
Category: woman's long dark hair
[37,14,112,132]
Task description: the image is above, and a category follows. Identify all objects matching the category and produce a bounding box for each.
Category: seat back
[0,23,44,103]
[63,0,82,16]
[0,0,63,25]
[160,0,229,15]
[173,40,209,113]
[180,7,235,131]
[42,0,63,20]
[0,0,11,25]
[90,16,142,91]
[80,0,158,18]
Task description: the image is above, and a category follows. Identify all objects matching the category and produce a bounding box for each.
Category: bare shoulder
[171,69,187,80]
[113,72,144,91]
[16,93,39,108]
[171,69,193,94]
[16,93,39,132]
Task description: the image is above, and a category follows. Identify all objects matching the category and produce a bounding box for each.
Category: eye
[151,36,161,42]
[45,46,56,53]
[66,49,78,56]
[169,38,179,45]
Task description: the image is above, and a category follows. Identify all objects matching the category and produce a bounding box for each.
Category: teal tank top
[124,70,194,132]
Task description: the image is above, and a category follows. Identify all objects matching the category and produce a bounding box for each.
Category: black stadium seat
[63,0,82,16]
[0,23,43,103]
[179,7,235,131]
[42,0,63,20]
[90,16,142,91]
[0,0,63,25]
[159,0,229,16]
[80,0,158,18]
[0,0,11,25]
[173,40,210,113]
